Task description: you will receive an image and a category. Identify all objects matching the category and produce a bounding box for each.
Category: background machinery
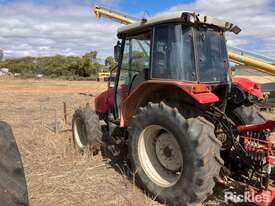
[72,5,275,206]
[228,47,275,106]
[96,72,110,82]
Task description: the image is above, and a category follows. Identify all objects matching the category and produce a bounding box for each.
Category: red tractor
[73,11,275,206]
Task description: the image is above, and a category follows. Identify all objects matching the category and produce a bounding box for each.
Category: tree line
[0,51,116,80]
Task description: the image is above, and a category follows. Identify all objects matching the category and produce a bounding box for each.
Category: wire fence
[0,92,94,135]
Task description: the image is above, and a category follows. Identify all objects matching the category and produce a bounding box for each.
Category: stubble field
[0,78,273,206]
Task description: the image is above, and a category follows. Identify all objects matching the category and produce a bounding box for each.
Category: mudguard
[95,88,115,114]
[232,77,263,98]
[120,80,219,127]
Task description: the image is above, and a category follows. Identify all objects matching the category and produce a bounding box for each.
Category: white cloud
[169,0,275,59]
[1,0,274,60]
[0,1,120,58]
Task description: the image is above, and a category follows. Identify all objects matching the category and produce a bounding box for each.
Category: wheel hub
[138,125,183,187]
[155,133,182,171]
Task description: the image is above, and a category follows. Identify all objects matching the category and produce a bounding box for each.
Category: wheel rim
[138,125,183,188]
[73,118,88,149]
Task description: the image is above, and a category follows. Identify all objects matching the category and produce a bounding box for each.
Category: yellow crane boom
[93,5,135,25]
[228,52,275,75]
[93,5,275,76]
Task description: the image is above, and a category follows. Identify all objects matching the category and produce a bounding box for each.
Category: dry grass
[0,78,161,206]
[0,78,273,206]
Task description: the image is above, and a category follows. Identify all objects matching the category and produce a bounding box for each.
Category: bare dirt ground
[0,78,273,206]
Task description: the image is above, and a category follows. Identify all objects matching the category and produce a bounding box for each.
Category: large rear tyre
[0,121,29,206]
[72,105,102,153]
[128,102,223,206]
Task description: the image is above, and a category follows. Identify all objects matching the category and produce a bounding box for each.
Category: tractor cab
[108,11,242,122]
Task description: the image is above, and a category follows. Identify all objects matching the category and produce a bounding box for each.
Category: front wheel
[72,105,102,153]
[128,102,223,206]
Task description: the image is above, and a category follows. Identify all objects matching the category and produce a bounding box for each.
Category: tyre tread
[0,121,29,206]
[128,103,222,206]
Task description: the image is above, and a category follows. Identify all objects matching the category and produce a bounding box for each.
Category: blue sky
[0,0,191,13]
[117,0,191,14]
[0,0,275,59]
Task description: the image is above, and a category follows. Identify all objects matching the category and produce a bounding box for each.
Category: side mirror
[114,41,121,62]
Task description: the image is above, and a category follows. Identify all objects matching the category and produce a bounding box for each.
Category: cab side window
[116,32,151,114]
[118,32,151,95]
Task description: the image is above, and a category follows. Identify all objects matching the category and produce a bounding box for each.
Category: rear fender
[120,80,219,127]
[232,77,263,98]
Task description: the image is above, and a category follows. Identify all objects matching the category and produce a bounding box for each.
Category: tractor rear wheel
[128,102,223,206]
[72,105,102,153]
[0,121,29,206]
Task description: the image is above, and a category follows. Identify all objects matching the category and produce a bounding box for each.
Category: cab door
[115,32,151,118]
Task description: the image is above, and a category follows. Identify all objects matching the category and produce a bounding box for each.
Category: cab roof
[117,11,240,37]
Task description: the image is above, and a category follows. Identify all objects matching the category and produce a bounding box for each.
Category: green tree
[105,56,115,67]
[82,51,99,76]
[0,50,109,79]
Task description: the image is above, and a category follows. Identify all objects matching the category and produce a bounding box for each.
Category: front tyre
[128,102,223,206]
[72,105,102,153]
